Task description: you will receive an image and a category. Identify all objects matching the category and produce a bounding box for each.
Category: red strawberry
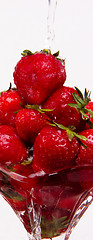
[9,163,37,192]
[13,51,66,105]
[0,89,24,127]
[58,190,81,211]
[78,167,93,191]
[0,125,28,165]
[32,171,80,211]
[42,86,85,131]
[32,125,79,174]
[86,101,93,113]
[1,185,26,211]
[15,108,50,143]
[0,170,27,211]
[76,129,93,165]
[32,185,64,208]
[67,165,93,192]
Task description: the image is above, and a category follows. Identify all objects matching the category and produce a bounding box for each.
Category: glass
[0,164,93,240]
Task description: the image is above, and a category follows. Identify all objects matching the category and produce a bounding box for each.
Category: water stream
[45,0,58,50]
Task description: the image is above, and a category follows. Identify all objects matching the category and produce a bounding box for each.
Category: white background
[0,0,93,239]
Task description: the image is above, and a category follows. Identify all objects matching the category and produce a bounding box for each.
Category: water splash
[45,0,58,50]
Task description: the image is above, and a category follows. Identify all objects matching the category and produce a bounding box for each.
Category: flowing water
[45,0,58,50]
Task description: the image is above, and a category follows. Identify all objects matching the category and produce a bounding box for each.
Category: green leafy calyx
[41,215,69,239]
[47,120,87,147]
[21,49,64,62]
[68,87,93,128]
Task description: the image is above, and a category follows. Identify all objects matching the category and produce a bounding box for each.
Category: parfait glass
[0,0,93,240]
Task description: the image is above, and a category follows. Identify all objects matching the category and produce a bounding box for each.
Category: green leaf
[78,140,88,149]
[21,49,33,56]
[86,119,93,129]
[73,93,85,106]
[41,215,69,239]
[85,108,93,117]
[38,108,54,114]
[25,104,39,110]
[1,187,25,201]
[21,158,32,165]
[47,121,58,127]
[80,110,89,120]
[41,49,51,54]
[14,110,20,114]
[53,122,67,131]
[67,129,74,141]
[0,89,7,96]
[39,108,53,112]
[74,132,87,148]
[74,132,87,141]
[84,88,91,104]
[53,51,60,57]
[68,125,76,131]
[75,86,83,100]
[68,103,80,109]
[25,104,54,114]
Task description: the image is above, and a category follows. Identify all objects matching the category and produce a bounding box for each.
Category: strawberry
[15,108,50,144]
[31,173,71,238]
[32,125,80,174]
[42,86,85,131]
[0,88,24,127]
[31,171,82,238]
[1,185,26,211]
[32,183,65,208]
[9,163,37,192]
[13,50,66,105]
[58,190,81,211]
[0,170,26,211]
[76,129,93,166]
[0,125,28,165]
[32,171,80,211]
[75,128,93,190]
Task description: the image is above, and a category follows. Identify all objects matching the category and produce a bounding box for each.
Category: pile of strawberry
[0,49,93,176]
